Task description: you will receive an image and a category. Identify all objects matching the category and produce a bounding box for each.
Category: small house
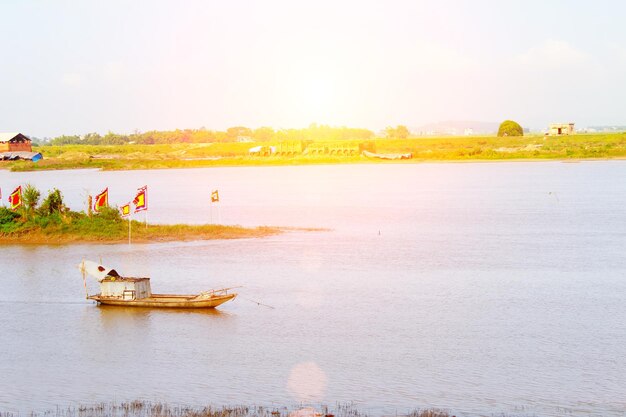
[0,133,32,152]
[100,277,152,301]
[549,123,575,136]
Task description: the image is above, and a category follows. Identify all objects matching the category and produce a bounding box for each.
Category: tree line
[32,124,414,146]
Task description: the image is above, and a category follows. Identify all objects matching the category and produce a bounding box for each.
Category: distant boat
[362,150,413,160]
[78,260,236,309]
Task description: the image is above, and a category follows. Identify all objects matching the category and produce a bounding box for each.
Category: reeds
[0,402,457,417]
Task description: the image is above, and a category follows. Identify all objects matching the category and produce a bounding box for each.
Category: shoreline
[4,155,626,172]
[0,224,284,245]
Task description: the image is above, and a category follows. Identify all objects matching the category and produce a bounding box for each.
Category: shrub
[0,207,20,225]
[497,120,524,137]
[39,188,66,216]
[32,213,62,228]
[96,206,123,222]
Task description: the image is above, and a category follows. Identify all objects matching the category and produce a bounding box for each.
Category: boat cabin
[79,260,152,301]
[100,277,152,300]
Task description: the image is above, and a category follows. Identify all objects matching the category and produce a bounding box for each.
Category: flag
[8,186,22,210]
[133,185,147,212]
[211,189,219,203]
[94,188,108,212]
[120,202,131,218]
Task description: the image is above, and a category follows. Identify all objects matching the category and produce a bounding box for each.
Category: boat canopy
[78,260,121,282]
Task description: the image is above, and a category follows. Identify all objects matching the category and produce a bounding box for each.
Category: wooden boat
[79,260,236,309]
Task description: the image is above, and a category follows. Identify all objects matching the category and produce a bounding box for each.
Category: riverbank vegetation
[38,124,377,146]
[0,186,279,244]
[6,131,626,172]
[0,401,456,417]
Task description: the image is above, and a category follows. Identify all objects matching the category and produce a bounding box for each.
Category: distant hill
[584,125,626,133]
[412,121,499,136]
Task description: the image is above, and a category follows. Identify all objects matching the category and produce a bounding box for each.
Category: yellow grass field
[4,133,626,171]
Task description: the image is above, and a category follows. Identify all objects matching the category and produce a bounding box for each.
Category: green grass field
[4,133,626,171]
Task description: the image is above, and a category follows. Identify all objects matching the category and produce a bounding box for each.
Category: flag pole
[128,216,132,245]
[81,260,89,299]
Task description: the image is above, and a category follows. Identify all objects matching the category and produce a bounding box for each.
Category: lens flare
[287,361,328,402]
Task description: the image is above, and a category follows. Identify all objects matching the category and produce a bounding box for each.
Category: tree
[82,132,102,145]
[50,135,82,145]
[253,127,275,142]
[22,184,41,214]
[497,120,524,137]
[395,125,410,139]
[226,126,252,141]
[385,125,410,139]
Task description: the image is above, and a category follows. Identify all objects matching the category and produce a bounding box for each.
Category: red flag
[94,188,108,212]
[8,186,22,210]
[133,186,147,212]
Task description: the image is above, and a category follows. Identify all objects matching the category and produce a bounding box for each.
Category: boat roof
[101,277,150,282]
[78,260,122,282]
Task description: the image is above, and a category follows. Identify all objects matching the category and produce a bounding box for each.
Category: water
[1,162,626,416]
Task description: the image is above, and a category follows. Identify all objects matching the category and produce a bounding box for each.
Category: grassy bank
[4,132,626,171]
[0,217,279,244]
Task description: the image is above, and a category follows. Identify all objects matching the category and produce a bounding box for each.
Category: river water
[1,162,625,416]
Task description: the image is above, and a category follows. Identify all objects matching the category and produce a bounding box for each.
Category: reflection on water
[1,163,626,416]
[287,362,328,403]
[96,304,232,318]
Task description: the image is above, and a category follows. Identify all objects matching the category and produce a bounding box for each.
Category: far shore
[3,133,626,171]
[3,155,626,173]
[4,155,626,173]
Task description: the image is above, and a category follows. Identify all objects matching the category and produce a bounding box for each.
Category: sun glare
[277,65,342,125]
[289,76,337,124]
[299,78,334,112]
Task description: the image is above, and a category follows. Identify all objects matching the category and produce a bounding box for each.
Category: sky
[1,0,626,137]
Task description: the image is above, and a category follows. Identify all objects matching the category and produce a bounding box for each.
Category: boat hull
[88,293,236,309]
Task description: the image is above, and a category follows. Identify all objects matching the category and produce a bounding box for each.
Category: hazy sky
[1,0,625,137]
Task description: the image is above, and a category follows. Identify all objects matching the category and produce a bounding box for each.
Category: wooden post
[81,261,89,299]
[87,195,93,217]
